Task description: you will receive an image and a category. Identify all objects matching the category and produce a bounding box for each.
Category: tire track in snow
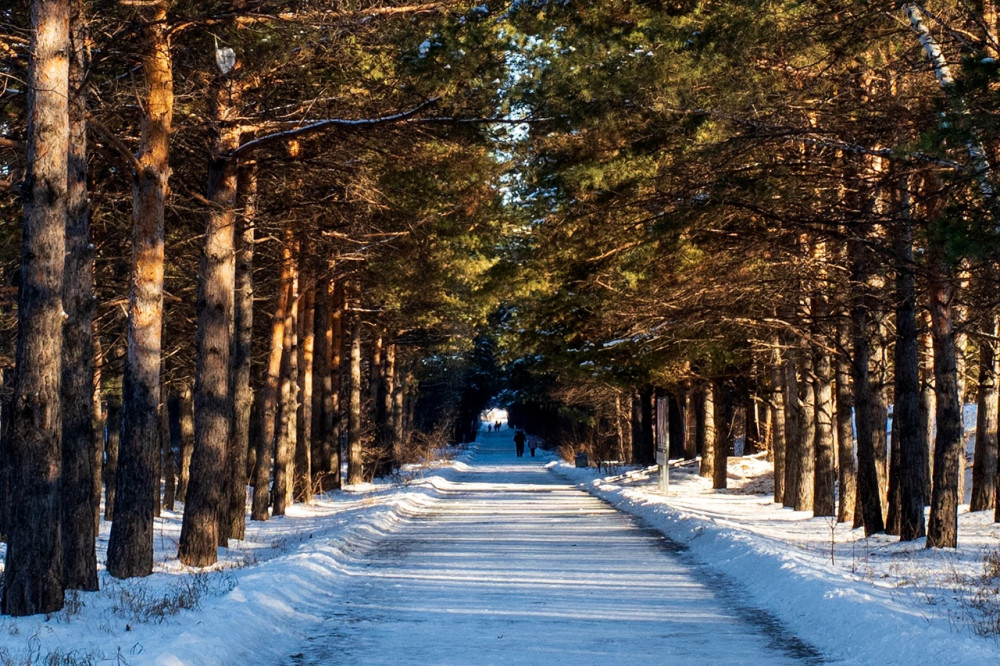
[287,432,823,665]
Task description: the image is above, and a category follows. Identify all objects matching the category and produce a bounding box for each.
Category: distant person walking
[529,437,538,457]
[514,430,526,457]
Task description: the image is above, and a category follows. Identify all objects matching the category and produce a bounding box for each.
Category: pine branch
[231,98,441,158]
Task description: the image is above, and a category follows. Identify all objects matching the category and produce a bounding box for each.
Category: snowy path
[286,431,822,665]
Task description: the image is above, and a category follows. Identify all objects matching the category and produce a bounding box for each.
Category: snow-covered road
[288,431,821,665]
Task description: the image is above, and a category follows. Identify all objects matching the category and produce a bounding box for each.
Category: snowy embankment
[554,456,1000,665]
[0,447,472,665]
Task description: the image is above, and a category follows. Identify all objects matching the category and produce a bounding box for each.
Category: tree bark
[107,0,172,580]
[61,0,98,592]
[971,315,999,512]
[769,343,787,505]
[782,345,803,509]
[374,342,396,477]
[312,275,331,484]
[0,368,13,541]
[179,65,242,566]
[697,384,715,478]
[348,315,364,485]
[713,379,733,490]
[295,267,315,502]
[90,332,104,535]
[274,244,299,515]
[850,235,885,535]
[3,0,70,614]
[161,399,175,510]
[794,350,816,512]
[927,254,964,548]
[103,397,121,522]
[632,386,655,465]
[892,207,926,540]
[250,235,294,520]
[226,164,256,539]
[392,363,407,465]
[176,385,194,503]
[920,310,935,506]
[813,342,836,517]
[835,318,856,524]
[328,281,345,489]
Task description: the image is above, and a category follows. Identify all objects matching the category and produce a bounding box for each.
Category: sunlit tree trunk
[835,318,856,524]
[743,391,759,456]
[3,0,70,614]
[274,245,299,515]
[969,319,997,512]
[920,311,935,506]
[175,385,193,502]
[108,0,172,579]
[61,0,97,592]
[769,343,787,504]
[91,332,104,535]
[295,264,315,502]
[392,362,406,465]
[250,236,294,520]
[179,62,242,566]
[697,384,715,478]
[348,314,364,485]
[813,245,835,517]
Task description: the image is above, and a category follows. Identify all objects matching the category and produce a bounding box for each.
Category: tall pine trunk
[812,249,836,517]
[850,234,885,535]
[274,248,299,515]
[971,312,998,512]
[295,271,315,502]
[892,205,925,540]
[250,236,294,520]
[813,343,836,517]
[103,397,121,521]
[347,315,364,485]
[311,275,331,484]
[835,318,856,524]
[226,165,256,539]
[795,350,816,512]
[769,343,787,504]
[927,253,964,548]
[61,0,98,592]
[179,65,241,566]
[697,384,715,478]
[107,0,172,579]
[920,311,935,506]
[782,346,803,508]
[3,0,70,614]
[713,379,732,490]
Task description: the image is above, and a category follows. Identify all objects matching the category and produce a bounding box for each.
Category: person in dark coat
[513,430,526,457]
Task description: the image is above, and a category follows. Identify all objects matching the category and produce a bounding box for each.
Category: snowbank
[554,456,1000,665]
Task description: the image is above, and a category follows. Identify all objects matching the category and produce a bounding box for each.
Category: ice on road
[289,431,820,664]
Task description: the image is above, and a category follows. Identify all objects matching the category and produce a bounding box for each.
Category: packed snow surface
[2,425,1000,664]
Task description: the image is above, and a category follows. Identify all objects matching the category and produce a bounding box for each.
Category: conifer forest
[5,0,1000,652]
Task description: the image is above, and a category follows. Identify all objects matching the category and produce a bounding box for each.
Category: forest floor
[2,419,1000,664]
